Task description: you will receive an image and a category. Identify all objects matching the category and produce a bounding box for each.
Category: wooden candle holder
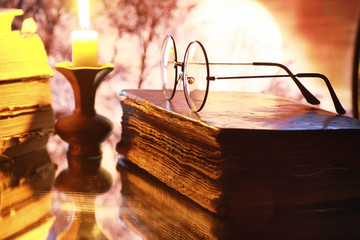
[54,62,114,193]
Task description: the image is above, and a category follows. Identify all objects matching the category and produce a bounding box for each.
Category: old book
[0,78,52,113]
[0,9,55,158]
[0,9,53,81]
[0,106,54,137]
[0,9,55,239]
[117,89,360,215]
[0,106,55,159]
[0,131,52,159]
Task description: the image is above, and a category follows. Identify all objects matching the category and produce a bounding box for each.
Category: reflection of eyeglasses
[160,35,346,114]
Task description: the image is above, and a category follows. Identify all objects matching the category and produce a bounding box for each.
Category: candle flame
[78,0,90,30]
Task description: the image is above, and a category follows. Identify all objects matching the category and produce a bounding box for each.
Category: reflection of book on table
[117,89,360,216]
[11,214,56,240]
[0,9,54,159]
[0,193,54,240]
[118,156,360,240]
[0,149,56,239]
[118,159,226,240]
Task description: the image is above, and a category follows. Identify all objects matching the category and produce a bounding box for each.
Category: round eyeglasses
[160,35,346,114]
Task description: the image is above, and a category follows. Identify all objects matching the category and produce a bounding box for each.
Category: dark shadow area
[352,15,360,119]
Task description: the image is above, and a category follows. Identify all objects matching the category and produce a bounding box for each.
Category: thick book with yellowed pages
[117,89,360,216]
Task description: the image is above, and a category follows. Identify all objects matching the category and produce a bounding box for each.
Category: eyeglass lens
[183,41,209,112]
[160,35,177,100]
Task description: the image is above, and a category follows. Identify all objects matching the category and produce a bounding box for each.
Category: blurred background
[1,0,359,172]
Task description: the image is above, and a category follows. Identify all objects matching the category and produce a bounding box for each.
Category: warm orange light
[185,0,282,92]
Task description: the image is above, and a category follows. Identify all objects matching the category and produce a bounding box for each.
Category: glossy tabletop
[2,145,360,240]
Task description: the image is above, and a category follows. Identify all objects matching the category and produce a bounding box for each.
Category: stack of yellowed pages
[0,9,56,239]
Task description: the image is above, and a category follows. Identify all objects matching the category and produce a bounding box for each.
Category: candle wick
[81,25,89,31]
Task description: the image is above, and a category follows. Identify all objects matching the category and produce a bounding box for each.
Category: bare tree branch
[102,0,196,88]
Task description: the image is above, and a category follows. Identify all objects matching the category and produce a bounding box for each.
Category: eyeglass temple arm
[296,73,346,114]
[253,62,321,105]
[212,62,346,114]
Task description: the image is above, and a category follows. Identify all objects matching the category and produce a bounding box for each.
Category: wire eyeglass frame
[160,35,345,114]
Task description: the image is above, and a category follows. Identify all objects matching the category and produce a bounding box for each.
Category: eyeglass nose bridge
[177,72,195,87]
[175,61,185,87]
[177,72,183,86]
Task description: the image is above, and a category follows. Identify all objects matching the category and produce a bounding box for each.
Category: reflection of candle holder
[54,62,114,193]
[50,191,111,239]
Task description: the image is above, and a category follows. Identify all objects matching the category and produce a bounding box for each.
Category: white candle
[72,30,98,67]
[72,0,98,67]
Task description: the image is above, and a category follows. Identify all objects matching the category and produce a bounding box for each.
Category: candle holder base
[55,166,112,193]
